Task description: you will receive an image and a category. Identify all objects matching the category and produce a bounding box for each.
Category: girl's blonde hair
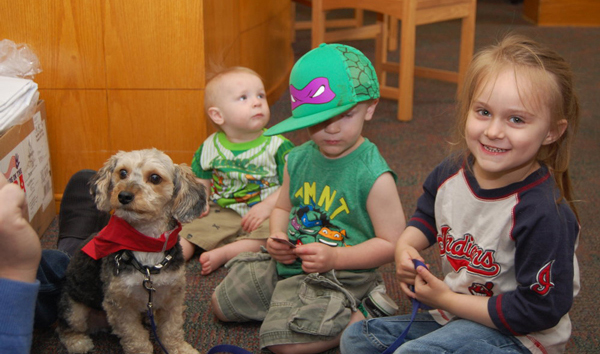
[452,34,580,219]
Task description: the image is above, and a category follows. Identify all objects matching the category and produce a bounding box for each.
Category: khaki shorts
[214,250,384,349]
[180,202,270,251]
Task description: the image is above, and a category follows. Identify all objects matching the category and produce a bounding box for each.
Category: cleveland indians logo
[438,225,500,277]
[530,260,555,296]
[290,77,335,110]
[468,281,494,297]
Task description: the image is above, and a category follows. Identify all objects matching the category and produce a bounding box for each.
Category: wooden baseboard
[523,0,600,26]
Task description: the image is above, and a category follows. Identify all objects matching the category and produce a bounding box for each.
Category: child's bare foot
[199,249,229,275]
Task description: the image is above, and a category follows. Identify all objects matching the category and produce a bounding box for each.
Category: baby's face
[215,72,270,139]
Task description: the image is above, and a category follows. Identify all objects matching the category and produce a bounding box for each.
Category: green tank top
[277,138,396,277]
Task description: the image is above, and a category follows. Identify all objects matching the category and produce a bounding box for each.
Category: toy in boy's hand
[270,237,296,248]
[411,259,432,310]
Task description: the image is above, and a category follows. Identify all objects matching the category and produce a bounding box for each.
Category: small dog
[57,149,206,354]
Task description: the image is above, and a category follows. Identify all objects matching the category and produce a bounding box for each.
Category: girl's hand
[295,243,338,274]
[395,244,426,285]
[241,202,271,232]
[411,264,452,309]
[267,233,297,264]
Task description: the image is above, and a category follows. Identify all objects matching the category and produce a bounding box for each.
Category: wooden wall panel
[104,0,205,89]
[203,0,242,71]
[523,0,600,26]
[240,0,288,32]
[39,89,111,189]
[204,0,293,103]
[0,0,105,88]
[1,0,293,206]
[107,90,206,164]
[240,3,293,97]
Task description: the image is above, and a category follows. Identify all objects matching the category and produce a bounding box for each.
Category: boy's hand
[199,202,210,218]
[241,202,271,232]
[295,243,338,274]
[267,233,297,264]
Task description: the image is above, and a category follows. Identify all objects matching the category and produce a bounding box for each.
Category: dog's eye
[149,174,162,185]
[119,169,128,179]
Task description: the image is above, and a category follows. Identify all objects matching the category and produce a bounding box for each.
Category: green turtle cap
[265,43,379,136]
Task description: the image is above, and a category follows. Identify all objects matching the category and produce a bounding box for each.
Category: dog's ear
[172,164,207,223]
[90,153,119,212]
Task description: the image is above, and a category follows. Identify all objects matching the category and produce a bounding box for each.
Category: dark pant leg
[34,249,70,328]
[35,170,110,327]
[57,169,110,256]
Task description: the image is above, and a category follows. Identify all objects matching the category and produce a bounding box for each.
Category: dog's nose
[118,191,134,205]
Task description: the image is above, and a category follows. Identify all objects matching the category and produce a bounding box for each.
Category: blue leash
[148,308,170,354]
[207,344,253,354]
[381,259,431,354]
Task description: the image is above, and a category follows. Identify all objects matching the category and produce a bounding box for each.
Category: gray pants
[214,250,384,349]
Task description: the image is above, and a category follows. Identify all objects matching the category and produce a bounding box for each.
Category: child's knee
[211,291,229,322]
[340,320,362,350]
[267,343,317,354]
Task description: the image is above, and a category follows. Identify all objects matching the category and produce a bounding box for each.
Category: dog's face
[90,149,206,226]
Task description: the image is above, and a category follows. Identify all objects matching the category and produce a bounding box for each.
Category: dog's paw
[169,341,200,354]
[59,332,94,353]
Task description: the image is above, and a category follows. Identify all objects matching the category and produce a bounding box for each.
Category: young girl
[341,34,580,354]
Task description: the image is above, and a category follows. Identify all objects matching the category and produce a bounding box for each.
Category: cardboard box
[1,100,55,236]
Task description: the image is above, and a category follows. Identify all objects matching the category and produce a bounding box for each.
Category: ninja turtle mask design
[290,77,335,110]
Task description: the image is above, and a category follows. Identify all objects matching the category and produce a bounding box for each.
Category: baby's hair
[204,66,264,110]
[452,34,580,219]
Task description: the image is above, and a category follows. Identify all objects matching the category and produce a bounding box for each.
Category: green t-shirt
[277,138,396,277]
[191,131,294,216]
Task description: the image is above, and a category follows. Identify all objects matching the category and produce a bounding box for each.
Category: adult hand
[0,175,41,283]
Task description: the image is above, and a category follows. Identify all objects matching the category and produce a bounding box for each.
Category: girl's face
[465,67,564,189]
[307,100,377,159]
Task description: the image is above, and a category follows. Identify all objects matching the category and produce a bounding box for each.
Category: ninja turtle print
[334,45,380,101]
[287,203,350,248]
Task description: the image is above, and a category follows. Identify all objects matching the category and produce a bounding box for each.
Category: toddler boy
[179,67,294,275]
[211,44,406,353]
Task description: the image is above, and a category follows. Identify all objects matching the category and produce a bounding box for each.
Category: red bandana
[81,216,181,260]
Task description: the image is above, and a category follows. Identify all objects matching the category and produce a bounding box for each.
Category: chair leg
[457,0,477,95]
[311,0,326,48]
[398,0,417,122]
[374,18,384,87]
[387,17,398,52]
[291,2,297,43]
[354,9,364,27]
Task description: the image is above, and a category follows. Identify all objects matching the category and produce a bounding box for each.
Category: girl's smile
[465,67,564,189]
